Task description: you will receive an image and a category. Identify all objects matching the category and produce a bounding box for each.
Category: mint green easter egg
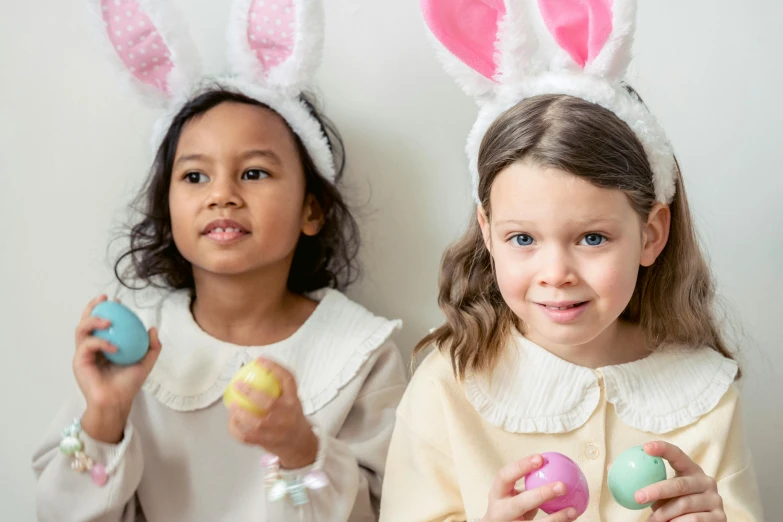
[608,446,667,510]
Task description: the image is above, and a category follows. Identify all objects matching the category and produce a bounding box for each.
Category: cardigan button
[586,443,600,460]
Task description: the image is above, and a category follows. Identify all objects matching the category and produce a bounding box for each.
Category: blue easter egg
[90,301,149,365]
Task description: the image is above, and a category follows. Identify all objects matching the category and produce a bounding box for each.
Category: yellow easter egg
[223,360,282,415]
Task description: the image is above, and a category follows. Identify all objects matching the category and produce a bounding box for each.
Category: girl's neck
[525,320,651,369]
[190,268,317,347]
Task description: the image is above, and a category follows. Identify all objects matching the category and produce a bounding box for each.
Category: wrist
[278,423,318,469]
[81,405,128,444]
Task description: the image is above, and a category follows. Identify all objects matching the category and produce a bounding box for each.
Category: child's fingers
[666,512,725,522]
[490,455,544,499]
[636,475,714,505]
[254,357,297,397]
[649,493,723,522]
[75,337,118,360]
[80,294,108,321]
[505,482,569,520]
[233,381,276,413]
[229,405,264,434]
[75,316,111,345]
[537,507,579,522]
[138,327,162,373]
[644,441,703,476]
[227,411,259,445]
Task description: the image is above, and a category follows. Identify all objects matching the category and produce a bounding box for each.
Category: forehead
[489,162,638,224]
[176,101,299,158]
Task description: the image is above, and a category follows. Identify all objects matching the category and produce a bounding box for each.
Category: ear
[301,193,325,237]
[534,0,634,78]
[476,204,493,253]
[227,0,323,93]
[420,0,506,98]
[640,203,670,267]
[88,0,200,104]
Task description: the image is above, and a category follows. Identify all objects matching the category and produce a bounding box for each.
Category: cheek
[249,190,306,246]
[168,192,193,243]
[585,250,640,304]
[492,249,532,299]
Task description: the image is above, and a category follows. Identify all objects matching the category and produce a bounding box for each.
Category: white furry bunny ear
[227,0,324,94]
[88,0,201,105]
[517,0,636,79]
[420,0,506,100]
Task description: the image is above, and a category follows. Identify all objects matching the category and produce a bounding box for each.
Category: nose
[536,244,578,288]
[206,175,242,209]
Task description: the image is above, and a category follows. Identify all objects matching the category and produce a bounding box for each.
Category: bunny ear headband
[89,0,335,181]
[421,0,676,204]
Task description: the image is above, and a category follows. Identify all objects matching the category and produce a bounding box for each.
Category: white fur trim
[426,0,677,205]
[149,76,336,182]
[86,0,200,106]
[266,0,324,92]
[495,1,543,86]
[226,0,267,86]
[90,0,334,181]
[586,0,636,79]
[468,74,676,204]
[226,0,324,95]
[425,31,497,102]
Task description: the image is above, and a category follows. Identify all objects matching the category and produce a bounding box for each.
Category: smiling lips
[536,301,589,323]
[202,219,250,243]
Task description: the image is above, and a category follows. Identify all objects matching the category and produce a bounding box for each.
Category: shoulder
[107,283,186,330]
[398,348,466,421]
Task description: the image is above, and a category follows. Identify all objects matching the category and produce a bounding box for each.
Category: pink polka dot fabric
[247,0,296,74]
[101,0,173,93]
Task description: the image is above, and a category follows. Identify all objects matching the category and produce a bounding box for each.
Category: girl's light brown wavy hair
[415,93,737,380]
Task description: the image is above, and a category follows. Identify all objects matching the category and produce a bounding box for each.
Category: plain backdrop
[1,0,781,519]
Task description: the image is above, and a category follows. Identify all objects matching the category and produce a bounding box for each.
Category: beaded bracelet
[261,428,329,507]
[59,417,120,487]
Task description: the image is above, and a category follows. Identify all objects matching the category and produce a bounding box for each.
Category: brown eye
[184,172,208,183]
[242,169,269,181]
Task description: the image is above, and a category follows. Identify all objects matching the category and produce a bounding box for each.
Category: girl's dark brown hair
[114,88,360,294]
[415,93,736,380]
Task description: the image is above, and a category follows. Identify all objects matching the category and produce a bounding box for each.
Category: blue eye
[184,172,208,184]
[512,234,534,246]
[582,234,606,246]
[242,169,269,180]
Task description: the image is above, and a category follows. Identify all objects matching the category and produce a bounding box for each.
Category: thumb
[139,327,162,374]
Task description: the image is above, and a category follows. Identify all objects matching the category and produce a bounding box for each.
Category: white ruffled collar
[117,287,401,414]
[464,332,738,434]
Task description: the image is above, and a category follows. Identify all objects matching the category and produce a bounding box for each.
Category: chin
[525,322,606,349]
[192,256,261,276]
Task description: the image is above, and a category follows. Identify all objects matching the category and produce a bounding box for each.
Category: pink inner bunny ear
[101,0,174,93]
[421,0,506,80]
[538,0,613,68]
[246,0,296,75]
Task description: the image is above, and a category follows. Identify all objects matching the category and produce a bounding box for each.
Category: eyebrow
[174,149,283,168]
[496,218,623,227]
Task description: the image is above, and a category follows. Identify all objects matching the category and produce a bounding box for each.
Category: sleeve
[714,385,765,521]
[32,391,144,522]
[379,352,467,522]
[266,341,408,522]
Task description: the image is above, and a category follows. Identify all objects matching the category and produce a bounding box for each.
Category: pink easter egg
[524,452,589,516]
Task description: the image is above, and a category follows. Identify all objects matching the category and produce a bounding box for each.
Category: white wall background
[1,0,780,519]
